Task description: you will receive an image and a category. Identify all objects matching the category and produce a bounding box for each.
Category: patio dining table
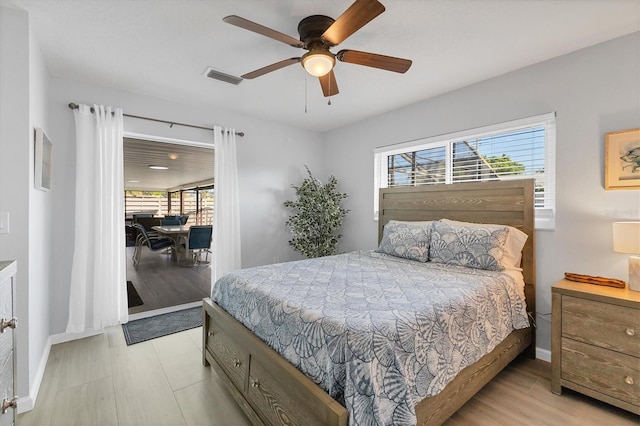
[152,225,190,260]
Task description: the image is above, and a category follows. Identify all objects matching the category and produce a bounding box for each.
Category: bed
[202,179,536,425]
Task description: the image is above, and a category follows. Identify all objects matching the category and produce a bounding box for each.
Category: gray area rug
[122,306,201,345]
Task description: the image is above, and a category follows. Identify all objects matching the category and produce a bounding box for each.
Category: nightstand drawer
[562,295,640,355]
[562,338,639,407]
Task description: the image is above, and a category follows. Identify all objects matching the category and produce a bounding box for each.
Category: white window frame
[374,112,556,230]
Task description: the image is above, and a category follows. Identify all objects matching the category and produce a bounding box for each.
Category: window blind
[374,112,556,229]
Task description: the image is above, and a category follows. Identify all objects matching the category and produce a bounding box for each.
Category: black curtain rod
[68,103,244,137]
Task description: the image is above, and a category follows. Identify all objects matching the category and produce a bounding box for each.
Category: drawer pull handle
[251,378,260,388]
[1,396,17,414]
[625,328,635,337]
[624,376,634,385]
[0,317,17,333]
[233,359,241,367]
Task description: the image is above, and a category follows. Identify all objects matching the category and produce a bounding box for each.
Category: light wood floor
[17,325,638,426]
[18,325,251,426]
[126,246,211,315]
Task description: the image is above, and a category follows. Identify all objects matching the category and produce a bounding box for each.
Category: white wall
[26,17,53,410]
[322,32,640,355]
[46,77,325,335]
[0,4,37,406]
[0,4,54,409]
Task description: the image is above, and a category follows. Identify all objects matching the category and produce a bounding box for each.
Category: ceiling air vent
[203,67,243,85]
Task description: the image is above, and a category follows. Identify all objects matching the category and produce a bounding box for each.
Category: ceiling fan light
[302,51,335,77]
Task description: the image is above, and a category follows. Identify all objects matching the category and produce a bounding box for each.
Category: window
[374,112,556,229]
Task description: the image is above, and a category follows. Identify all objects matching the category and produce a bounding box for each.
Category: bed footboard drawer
[247,355,346,426]
[206,316,248,392]
[203,299,348,426]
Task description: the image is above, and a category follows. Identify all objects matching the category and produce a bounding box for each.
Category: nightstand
[551,279,640,414]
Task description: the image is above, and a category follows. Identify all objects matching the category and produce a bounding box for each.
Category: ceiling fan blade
[322,0,385,46]
[223,15,304,48]
[319,70,339,97]
[337,49,412,73]
[241,58,301,79]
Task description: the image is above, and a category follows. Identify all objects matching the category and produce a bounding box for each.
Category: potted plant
[284,167,348,258]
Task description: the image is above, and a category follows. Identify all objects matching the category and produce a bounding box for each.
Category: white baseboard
[127,301,202,321]
[17,395,34,414]
[17,335,51,414]
[49,328,103,345]
[536,347,551,362]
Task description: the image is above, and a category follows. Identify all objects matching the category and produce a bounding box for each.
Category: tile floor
[16,325,638,425]
[17,326,250,426]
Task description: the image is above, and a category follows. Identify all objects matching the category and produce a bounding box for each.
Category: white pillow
[439,219,528,271]
[388,220,433,225]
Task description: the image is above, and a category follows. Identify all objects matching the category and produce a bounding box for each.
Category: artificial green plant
[283,167,348,258]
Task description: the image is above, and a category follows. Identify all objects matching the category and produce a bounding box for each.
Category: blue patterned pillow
[376,221,432,262]
[429,220,509,271]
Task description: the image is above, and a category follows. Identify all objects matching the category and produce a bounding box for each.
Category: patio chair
[133,213,153,221]
[132,223,175,268]
[180,225,212,267]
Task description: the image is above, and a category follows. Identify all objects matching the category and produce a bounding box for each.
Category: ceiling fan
[223,0,412,97]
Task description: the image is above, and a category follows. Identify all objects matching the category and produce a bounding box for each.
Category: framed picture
[605,128,640,190]
[34,127,52,191]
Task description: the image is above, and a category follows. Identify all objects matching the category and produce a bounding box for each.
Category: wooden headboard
[378,179,536,345]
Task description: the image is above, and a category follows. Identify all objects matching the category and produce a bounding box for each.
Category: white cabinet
[0,261,17,426]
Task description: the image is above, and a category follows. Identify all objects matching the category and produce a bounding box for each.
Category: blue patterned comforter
[211,251,529,425]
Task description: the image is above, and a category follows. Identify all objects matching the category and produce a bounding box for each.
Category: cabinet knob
[207,330,214,337]
[251,378,260,388]
[0,317,17,333]
[625,328,635,337]
[233,359,241,367]
[1,396,17,414]
[624,376,634,385]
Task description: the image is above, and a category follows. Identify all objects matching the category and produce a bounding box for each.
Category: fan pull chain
[328,76,332,106]
[304,73,308,114]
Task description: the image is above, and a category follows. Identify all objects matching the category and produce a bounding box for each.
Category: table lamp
[613,221,640,291]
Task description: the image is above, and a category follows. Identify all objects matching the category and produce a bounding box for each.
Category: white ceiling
[6,0,640,133]
[123,138,214,191]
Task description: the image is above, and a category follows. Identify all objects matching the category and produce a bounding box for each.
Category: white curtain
[213,126,241,283]
[66,104,127,333]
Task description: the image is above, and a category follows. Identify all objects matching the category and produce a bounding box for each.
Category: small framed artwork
[34,127,52,191]
[605,128,640,190]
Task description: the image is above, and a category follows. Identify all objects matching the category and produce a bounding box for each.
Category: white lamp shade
[613,222,640,254]
[302,52,335,77]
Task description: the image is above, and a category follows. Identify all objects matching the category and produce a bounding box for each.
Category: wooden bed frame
[202,179,536,426]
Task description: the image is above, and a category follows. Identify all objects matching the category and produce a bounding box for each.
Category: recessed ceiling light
[149,165,169,170]
[168,153,178,160]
